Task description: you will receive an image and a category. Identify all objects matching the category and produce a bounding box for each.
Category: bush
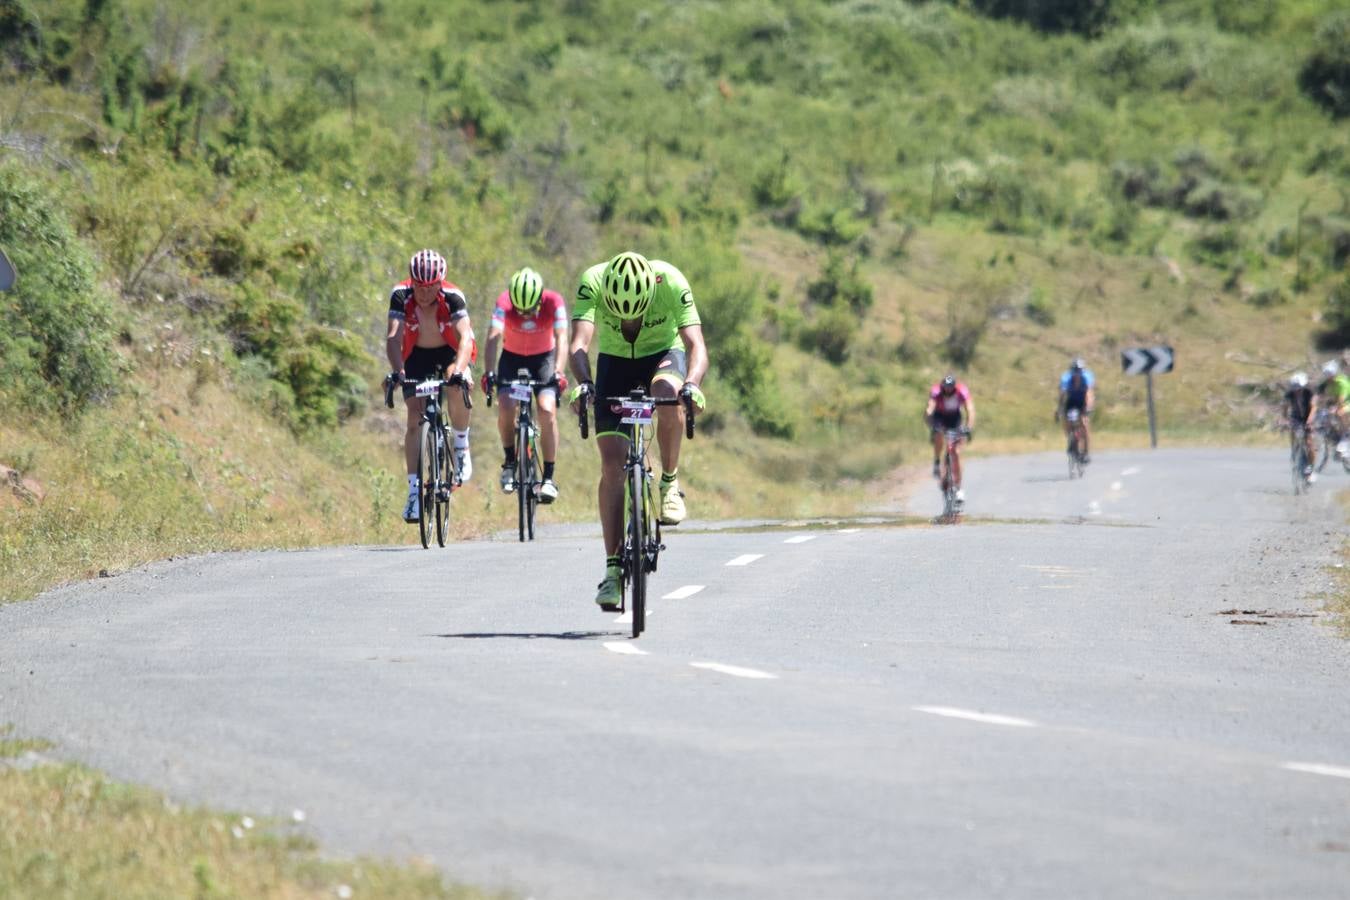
[966,0,1118,36]
[1298,13,1350,119]
[1187,225,1242,267]
[1317,275,1350,349]
[798,306,857,365]
[806,253,873,313]
[0,163,119,410]
[1025,288,1056,326]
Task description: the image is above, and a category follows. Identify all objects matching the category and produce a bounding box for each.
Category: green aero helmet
[509,267,543,312]
[601,251,656,320]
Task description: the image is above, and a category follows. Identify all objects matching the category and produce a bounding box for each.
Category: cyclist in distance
[567,251,707,609]
[385,249,476,522]
[1317,360,1350,460]
[481,267,569,502]
[925,374,976,507]
[1286,371,1317,483]
[1055,357,1095,462]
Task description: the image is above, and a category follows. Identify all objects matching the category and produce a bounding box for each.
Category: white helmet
[1323,360,1340,377]
[1291,372,1309,388]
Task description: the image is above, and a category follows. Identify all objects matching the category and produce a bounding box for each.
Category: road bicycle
[487,369,558,542]
[578,388,695,638]
[1313,408,1350,474]
[385,369,472,548]
[936,426,969,522]
[1289,423,1313,495]
[1065,408,1088,479]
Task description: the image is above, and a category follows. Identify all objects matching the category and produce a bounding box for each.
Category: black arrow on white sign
[1121,346,1174,376]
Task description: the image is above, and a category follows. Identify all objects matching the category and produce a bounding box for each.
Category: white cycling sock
[407,473,418,490]
[453,428,470,449]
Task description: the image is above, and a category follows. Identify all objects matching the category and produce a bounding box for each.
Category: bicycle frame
[493,370,554,542]
[939,428,966,520]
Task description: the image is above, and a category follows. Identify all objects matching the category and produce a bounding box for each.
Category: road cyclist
[1055,357,1095,467]
[481,267,569,504]
[1315,360,1350,467]
[925,374,975,515]
[384,249,476,523]
[566,251,707,611]
[1285,371,1317,491]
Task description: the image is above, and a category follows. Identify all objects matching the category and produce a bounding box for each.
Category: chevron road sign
[1121,345,1174,376]
[1120,345,1173,447]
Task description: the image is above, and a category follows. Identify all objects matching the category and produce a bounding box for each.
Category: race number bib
[509,384,533,402]
[415,381,441,398]
[619,401,654,425]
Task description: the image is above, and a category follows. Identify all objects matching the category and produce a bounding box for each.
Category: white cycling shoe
[454,446,473,483]
[402,491,419,523]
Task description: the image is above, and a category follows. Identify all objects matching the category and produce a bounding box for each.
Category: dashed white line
[662,584,705,600]
[1110,481,1123,491]
[613,610,632,624]
[690,662,777,680]
[603,642,648,656]
[725,554,764,567]
[913,706,1036,728]
[836,528,862,534]
[1281,761,1350,780]
[1121,467,1141,476]
[783,535,817,544]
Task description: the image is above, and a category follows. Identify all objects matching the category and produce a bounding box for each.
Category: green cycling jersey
[573,259,701,358]
[1327,373,1350,403]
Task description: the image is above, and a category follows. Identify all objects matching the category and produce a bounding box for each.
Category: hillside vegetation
[2,0,1349,599]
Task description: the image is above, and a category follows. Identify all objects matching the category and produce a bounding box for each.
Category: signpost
[0,248,14,292]
[1121,346,1173,448]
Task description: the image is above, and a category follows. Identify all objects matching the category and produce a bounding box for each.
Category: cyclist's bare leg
[1080,416,1091,456]
[446,387,471,432]
[930,429,944,474]
[403,396,426,474]
[537,391,558,461]
[597,435,628,556]
[652,375,683,474]
[951,442,964,488]
[496,395,517,452]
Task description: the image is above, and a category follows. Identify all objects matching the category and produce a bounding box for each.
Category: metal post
[1146,372,1158,449]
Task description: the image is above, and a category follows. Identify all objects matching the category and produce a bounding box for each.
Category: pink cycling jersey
[492,289,567,356]
[930,382,971,415]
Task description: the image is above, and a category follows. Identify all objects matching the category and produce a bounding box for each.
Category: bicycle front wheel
[418,422,434,548]
[516,421,530,542]
[435,426,451,547]
[628,463,647,638]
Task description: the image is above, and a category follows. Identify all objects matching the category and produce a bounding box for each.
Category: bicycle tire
[526,430,540,541]
[418,421,434,548]
[516,419,529,543]
[629,462,647,638]
[435,424,450,547]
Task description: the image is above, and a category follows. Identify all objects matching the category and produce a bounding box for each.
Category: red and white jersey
[491,289,567,356]
[929,382,971,414]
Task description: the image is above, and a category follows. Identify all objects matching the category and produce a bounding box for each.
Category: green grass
[0,732,506,900]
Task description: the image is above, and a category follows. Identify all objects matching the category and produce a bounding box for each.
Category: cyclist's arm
[569,320,596,385]
[1085,387,1095,412]
[483,324,503,380]
[385,317,404,375]
[553,323,569,380]
[449,316,472,377]
[679,323,708,387]
[923,398,936,425]
[964,397,976,430]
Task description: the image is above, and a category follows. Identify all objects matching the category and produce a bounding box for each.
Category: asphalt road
[2,448,1348,899]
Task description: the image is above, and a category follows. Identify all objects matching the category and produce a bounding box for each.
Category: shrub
[1025,288,1056,326]
[966,0,1118,36]
[0,163,119,411]
[1317,275,1350,349]
[944,296,993,368]
[1187,225,1242,267]
[806,252,873,313]
[1298,13,1350,119]
[798,306,857,365]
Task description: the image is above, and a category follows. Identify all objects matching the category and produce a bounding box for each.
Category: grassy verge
[0,729,505,900]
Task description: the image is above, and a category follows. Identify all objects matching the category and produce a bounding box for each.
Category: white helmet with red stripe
[409,249,446,286]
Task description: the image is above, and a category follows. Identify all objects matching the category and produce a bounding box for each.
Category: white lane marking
[1121,467,1141,476]
[1110,481,1123,491]
[662,584,705,600]
[726,554,764,567]
[783,535,817,544]
[913,706,1036,728]
[836,528,862,534]
[613,610,632,624]
[690,662,777,680]
[1282,761,1350,780]
[603,641,648,656]
[1087,500,1102,516]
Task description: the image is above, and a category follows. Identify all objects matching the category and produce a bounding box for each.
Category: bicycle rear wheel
[525,431,540,541]
[435,425,451,547]
[628,463,647,638]
[418,422,434,548]
[516,420,531,542]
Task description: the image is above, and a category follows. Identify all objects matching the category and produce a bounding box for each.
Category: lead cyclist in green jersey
[567,251,708,609]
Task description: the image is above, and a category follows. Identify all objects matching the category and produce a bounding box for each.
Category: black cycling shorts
[1063,392,1089,413]
[402,344,460,400]
[594,349,687,436]
[932,411,964,432]
[497,350,557,399]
